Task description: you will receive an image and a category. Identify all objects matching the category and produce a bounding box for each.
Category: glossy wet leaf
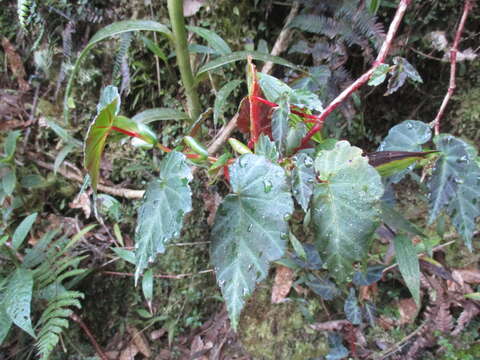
[378,120,432,182]
[368,63,390,86]
[344,288,362,325]
[214,80,242,125]
[210,154,293,329]
[132,108,190,124]
[428,135,474,226]
[312,141,383,281]
[65,20,172,122]
[292,153,315,211]
[254,134,279,162]
[134,151,192,282]
[393,235,420,306]
[196,51,297,77]
[271,97,290,156]
[4,268,35,338]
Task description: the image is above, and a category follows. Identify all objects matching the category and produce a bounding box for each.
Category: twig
[371,322,427,360]
[29,155,145,199]
[102,269,214,279]
[70,313,108,360]
[261,1,300,74]
[431,0,474,136]
[299,0,413,149]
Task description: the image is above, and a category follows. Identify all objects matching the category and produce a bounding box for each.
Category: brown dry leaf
[310,320,349,332]
[119,344,139,360]
[69,192,91,219]
[397,298,419,325]
[127,325,151,358]
[190,335,212,360]
[454,269,480,284]
[156,349,173,360]
[150,328,167,341]
[183,0,205,16]
[105,351,120,360]
[359,283,378,302]
[378,315,395,330]
[271,265,294,304]
[2,37,30,91]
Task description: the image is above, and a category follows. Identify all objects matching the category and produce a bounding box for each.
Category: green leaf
[305,274,338,300]
[211,154,293,329]
[254,134,279,162]
[344,288,362,325]
[289,89,323,112]
[64,20,172,123]
[367,0,381,14]
[84,89,119,191]
[465,292,480,301]
[393,235,421,306]
[12,213,38,250]
[2,168,16,196]
[378,120,432,182]
[196,51,298,77]
[257,73,292,103]
[134,151,193,282]
[112,116,157,146]
[286,122,307,156]
[141,36,168,64]
[447,158,480,250]
[353,266,384,286]
[312,141,383,281]
[187,25,232,55]
[112,248,136,265]
[4,268,35,338]
[368,64,390,86]
[271,97,290,156]
[428,135,473,224]
[395,57,422,83]
[132,108,190,124]
[45,119,83,148]
[368,151,437,178]
[214,80,242,125]
[292,153,315,211]
[381,202,424,237]
[2,130,21,162]
[54,144,76,174]
[142,269,154,304]
[0,304,12,344]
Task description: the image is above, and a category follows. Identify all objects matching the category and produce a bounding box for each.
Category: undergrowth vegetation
[1,0,479,359]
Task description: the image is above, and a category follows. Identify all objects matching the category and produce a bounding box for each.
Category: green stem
[167,0,202,125]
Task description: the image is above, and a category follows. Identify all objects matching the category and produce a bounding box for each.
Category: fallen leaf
[2,37,30,91]
[150,328,167,341]
[397,298,418,325]
[203,191,222,226]
[119,344,138,360]
[271,265,294,304]
[183,0,205,17]
[127,325,151,358]
[310,320,349,332]
[69,192,91,219]
[454,269,480,284]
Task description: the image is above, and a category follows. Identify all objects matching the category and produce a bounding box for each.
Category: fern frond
[17,0,34,28]
[113,32,133,83]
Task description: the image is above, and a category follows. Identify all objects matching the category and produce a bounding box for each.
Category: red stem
[298,0,413,149]
[110,126,142,139]
[432,0,473,136]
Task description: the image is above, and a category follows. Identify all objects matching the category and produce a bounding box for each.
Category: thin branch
[261,1,300,74]
[299,0,413,149]
[432,0,474,136]
[102,269,214,279]
[70,313,108,360]
[29,155,145,199]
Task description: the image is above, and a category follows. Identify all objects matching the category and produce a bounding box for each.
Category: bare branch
[299,0,413,148]
[432,0,474,135]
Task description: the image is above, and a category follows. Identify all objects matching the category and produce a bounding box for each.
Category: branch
[299,0,413,149]
[70,313,108,360]
[432,0,474,136]
[102,269,214,279]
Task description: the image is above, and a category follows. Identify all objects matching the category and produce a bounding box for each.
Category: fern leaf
[113,32,132,84]
[17,0,33,29]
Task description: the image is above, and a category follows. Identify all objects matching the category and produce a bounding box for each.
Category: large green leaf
[4,268,35,338]
[64,20,172,123]
[292,153,315,212]
[312,141,383,281]
[0,303,12,344]
[134,151,193,282]
[393,235,421,306]
[132,108,190,124]
[271,97,290,156]
[378,120,431,182]
[211,154,293,329]
[428,135,473,224]
[84,88,120,191]
[196,51,298,77]
[12,212,38,250]
[187,26,232,55]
